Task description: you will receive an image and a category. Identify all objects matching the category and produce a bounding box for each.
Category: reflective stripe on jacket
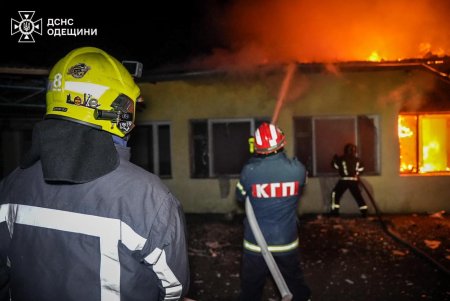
[244,238,299,253]
[0,146,189,301]
[332,154,364,178]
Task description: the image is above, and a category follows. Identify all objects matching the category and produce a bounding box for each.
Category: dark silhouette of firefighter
[330,143,368,217]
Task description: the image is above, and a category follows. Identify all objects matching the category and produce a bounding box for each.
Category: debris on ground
[430,210,446,219]
[424,239,441,249]
[186,213,450,301]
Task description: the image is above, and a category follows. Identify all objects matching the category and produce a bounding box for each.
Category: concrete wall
[137,68,450,215]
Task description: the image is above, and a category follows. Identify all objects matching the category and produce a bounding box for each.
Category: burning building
[124,0,450,214]
[125,57,450,215]
[1,0,450,215]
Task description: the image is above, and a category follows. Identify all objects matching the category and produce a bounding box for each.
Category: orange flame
[368,51,382,62]
[399,114,450,174]
[217,0,450,64]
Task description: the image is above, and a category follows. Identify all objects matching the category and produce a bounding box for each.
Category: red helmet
[254,123,286,154]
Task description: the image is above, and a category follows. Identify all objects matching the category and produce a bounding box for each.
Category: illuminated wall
[137,68,450,214]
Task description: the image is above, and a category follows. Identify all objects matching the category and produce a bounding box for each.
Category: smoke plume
[194,0,450,69]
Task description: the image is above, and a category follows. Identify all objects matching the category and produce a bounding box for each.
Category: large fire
[398,115,450,174]
[215,0,450,64]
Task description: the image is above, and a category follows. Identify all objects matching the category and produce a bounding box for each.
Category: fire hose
[359,180,450,277]
[245,197,293,301]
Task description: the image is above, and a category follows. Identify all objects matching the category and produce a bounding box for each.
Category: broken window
[190,118,269,178]
[129,122,172,177]
[399,113,450,174]
[294,115,380,176]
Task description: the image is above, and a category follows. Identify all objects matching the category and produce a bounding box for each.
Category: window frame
[131,121,172,178]
[208,118,255,178]
[294,115,381,177]
[398,112,450,175]
[190,118,267,178]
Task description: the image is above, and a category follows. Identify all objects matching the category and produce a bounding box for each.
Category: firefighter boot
[330,208,340,217]
[360,208,368,218]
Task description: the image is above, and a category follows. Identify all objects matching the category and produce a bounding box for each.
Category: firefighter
[0,47,190,301]
[330,143,368,217]
[236,123,311,301]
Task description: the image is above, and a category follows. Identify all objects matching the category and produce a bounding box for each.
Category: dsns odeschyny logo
[11,11,42,43]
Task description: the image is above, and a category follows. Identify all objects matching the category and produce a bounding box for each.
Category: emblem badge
[68,63,91,78]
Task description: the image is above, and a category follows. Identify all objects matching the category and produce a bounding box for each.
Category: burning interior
[399,114,450,174]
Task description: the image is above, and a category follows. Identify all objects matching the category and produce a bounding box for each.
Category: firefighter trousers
[239,251,311,301]
[331,180,366,210]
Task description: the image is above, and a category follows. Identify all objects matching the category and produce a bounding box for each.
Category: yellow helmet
[46,47,141,137]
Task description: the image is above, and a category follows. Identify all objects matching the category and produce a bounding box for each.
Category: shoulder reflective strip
[359,205,368,210]
[342,161,348,175]
[341,177,358,180]
[65,81,109,99]
[236,182,246,195]
[0,205,7,231]
[0,203,178,301]
[243,238,299,253]
[146,249,182,300]
[0,204,6,218]
[0,204,7,220]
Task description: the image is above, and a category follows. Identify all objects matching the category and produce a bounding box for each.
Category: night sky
[1,1,225,72]
[3,0,450,74]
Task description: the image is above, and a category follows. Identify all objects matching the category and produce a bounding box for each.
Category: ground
[185,212,450,301]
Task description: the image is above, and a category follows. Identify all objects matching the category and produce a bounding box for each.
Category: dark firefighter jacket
[332,154,364,180]
[236,152,307,256]
[0,137,189,301]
